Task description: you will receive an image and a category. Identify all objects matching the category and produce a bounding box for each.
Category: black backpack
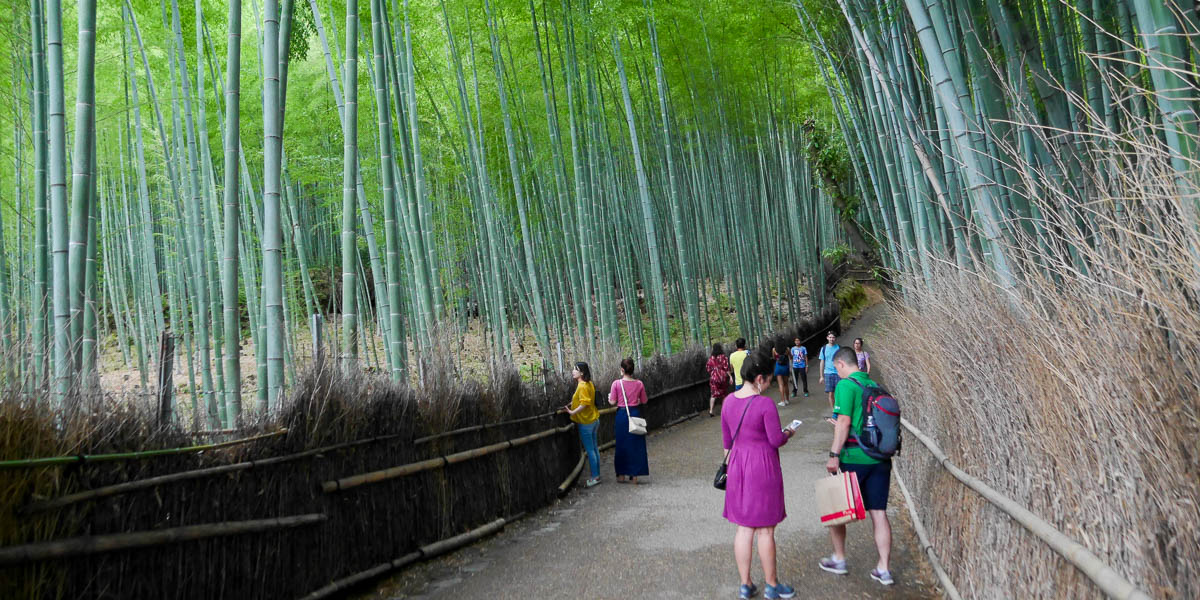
[845,378,901,460]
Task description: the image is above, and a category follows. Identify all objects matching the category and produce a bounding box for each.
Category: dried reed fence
[0,308,842,599]
[876,159,1200,597]
[0,347,713,599]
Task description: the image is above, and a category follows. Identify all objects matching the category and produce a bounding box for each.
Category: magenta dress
[721,393,789,527]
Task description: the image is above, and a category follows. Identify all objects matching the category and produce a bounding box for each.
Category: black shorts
[839,460,891,511]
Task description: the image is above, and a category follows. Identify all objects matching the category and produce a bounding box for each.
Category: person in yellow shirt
[564,362,601,487]
[729,338,749,390]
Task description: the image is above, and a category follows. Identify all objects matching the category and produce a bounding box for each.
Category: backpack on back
[846,378,901,460]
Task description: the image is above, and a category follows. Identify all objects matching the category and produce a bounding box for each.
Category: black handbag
[714,395,755,490]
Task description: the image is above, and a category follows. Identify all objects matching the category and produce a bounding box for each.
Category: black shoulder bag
[714,396,755,490]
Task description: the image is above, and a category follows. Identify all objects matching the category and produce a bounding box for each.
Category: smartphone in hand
[784,419,802,432]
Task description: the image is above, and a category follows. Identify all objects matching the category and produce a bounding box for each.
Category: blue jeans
[578,421,600,479]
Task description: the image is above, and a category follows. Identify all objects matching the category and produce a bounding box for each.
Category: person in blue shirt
[818,331,840,423]
[788,337,808,398]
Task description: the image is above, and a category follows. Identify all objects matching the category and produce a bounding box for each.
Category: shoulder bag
[714,395,755,490]
[618,380,648,435]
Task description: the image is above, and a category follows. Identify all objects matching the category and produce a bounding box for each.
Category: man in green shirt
[729,338,749,390]
[819,347,894,586]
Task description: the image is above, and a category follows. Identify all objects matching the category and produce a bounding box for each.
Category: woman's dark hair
[740,349,776,384]
[620,358,636,376]
[775,344,788,365]
[711,343,724,357]
[575,361,592,382]
[854,337,865,348]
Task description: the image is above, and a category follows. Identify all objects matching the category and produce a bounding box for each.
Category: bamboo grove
[0,1,842,428]
[795,0,1200,290]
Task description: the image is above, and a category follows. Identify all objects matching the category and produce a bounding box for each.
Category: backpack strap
[843,376,871,447]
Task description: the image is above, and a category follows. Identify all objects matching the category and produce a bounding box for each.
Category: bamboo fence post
[157,331,174,426]
[310,313,324,370]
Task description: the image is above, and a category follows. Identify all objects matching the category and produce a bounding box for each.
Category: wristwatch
[828,451,839,458]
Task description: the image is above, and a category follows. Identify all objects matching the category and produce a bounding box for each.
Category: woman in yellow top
[563,362,601,487]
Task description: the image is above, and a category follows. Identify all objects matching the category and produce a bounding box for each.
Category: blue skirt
[613,406,650,477]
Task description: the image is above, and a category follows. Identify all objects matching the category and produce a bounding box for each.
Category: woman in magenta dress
[721,350,796,599]
[706,343,732,417]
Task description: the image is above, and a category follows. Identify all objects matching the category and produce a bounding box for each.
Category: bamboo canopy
[0,0,839,423]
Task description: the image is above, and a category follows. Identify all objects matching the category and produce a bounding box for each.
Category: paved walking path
[360,305,938,599]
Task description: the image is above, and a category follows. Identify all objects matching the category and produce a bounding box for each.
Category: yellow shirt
[569,381,598,425]
[730,350,748,385]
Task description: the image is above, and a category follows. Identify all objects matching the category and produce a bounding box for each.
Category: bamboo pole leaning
[557,451,586,495]
[298,517,510,600]
[0,513,326,566]
[901,418,1151,600]
[894,466,962,600]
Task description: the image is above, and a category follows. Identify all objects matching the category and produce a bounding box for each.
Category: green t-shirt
[833,371,881,465]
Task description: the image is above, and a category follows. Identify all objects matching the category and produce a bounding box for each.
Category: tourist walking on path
[721,350,797,599]
[789,337,809,397]
[818,332,841,423]
[853,338,871,374]
[821,347,893,586]
[609,358,649,484]
[772,346,791,407]
[729,338,749,390]
[706,343,732,417]
[562,362,601,487]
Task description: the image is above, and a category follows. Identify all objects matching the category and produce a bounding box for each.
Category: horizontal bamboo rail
[901,418,1151,600]
[415,378,708,445]
[322,424,575,493]
[298,517,510,600]
[24,380,711,512]
[20,432,404,515]
[895,466,962,600]
[0,429,289,469]
[413,411,558,444]
[0,513,326,566]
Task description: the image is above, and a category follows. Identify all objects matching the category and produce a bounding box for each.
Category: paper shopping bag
[815,470,867,527]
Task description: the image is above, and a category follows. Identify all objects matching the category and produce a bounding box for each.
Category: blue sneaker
[870,569,894,586]
[764,583,796,599]
[738,582,758,599]
[819,555,848,575]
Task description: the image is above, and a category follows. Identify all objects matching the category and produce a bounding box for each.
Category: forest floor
[94,281,814,424]
[354,301,940,600]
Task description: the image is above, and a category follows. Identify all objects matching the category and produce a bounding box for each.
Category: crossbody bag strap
[723,395,756,466]
[618,380,632,418]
